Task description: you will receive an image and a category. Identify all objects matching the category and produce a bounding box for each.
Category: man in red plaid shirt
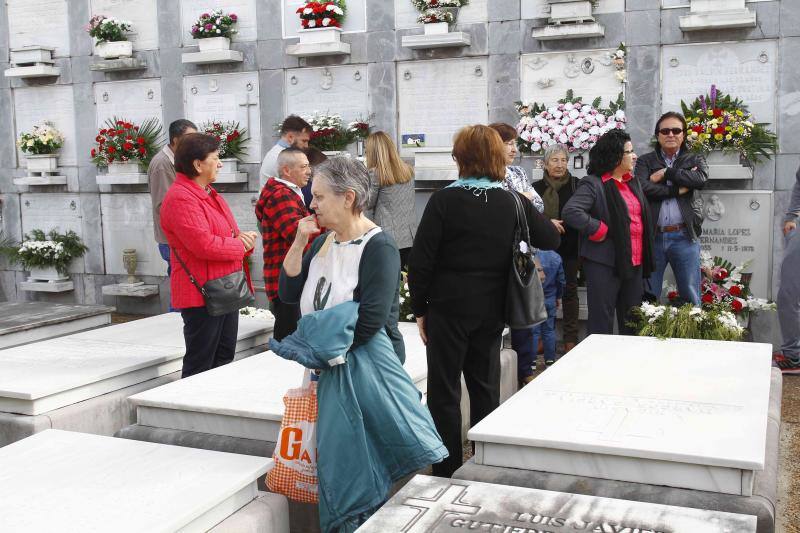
[255,148,312,340]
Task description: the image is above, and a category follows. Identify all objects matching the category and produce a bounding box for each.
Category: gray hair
[543,144,569,164]
[313,156,370,213]
[276,147,306,176]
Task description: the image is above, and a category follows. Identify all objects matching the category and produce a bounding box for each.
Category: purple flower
[700,95,707,113]
[205,23,213,30]
[710,84,717,108]
[201,13,209,18]
[230,13,238,21]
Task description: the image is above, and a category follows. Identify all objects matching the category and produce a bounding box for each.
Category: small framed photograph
[401,134,425,148]
[532,157,544,170]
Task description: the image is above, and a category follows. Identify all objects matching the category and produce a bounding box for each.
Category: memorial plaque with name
[283,0,366,37]
[661,41,777,126]
[13,86,77,167]
[520,49,623,109]
[90,0,159,50]
[698,190,774,298]
[180,0,257,45]
[7,0,70,57]
[20,194,87,274]
[397,58,488,157]
[395,0,487,29]
[100,194,166,277]
[184,72,262,164]
[285,65,370,125]
[359,476,757,533]
[521,0,624,19]
[94,79,163,129]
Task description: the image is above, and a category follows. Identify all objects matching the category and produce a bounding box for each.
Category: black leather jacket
[634,148,708,240]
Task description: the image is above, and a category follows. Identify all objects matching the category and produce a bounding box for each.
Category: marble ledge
[285,41,351,57]
[402,32,472,49]
[102,283,159,298]
[4,65,61,79]
[19,280,74,293]
[13,175,67,186]
[181,50,244,65]
[680,9,757,31]
[532,22,605,40]
[95,173,148,186]
[215,172,248,184]
[89,58,147,72]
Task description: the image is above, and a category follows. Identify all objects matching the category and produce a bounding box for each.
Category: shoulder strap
[508,191,531,245]
[171,248,206,297]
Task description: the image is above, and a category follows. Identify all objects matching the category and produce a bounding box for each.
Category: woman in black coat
[562,129,655,336]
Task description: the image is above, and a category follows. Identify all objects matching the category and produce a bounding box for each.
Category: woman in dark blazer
[562,129,655,336]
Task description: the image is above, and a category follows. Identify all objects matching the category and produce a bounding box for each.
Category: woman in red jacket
[160,133,259,378]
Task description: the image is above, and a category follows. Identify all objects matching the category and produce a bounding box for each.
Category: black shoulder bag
[505,191,548,329]
[172,249,254,317]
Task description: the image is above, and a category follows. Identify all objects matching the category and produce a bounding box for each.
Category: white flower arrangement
[17,122,65,156]
[18,240,66,261]
[239,307,275,321]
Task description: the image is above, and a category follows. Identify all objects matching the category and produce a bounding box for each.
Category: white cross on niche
[400,483,481,532]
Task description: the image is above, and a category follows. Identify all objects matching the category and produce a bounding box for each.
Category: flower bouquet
[2,229,88,279]
[18,122,65,174]
[515,90,626,154]
[296,0,346,29]
[411,0,468,24]
[629,301,744,341]
[191,10,238,52]
[86,15,134,58]
[694,253,776,319]
[681,84,778,164]
[302,112,370,152]
[347,120,370,140]
[90,117,162,171]
[240,307,275,321]
[201,121,248,175]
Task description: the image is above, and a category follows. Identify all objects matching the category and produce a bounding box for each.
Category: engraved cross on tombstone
[400,483,480,532]
[238,92,258,133]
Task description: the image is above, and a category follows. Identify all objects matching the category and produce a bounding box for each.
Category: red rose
[100,128,108,135]
[107,146,116,154]
[731,299,743,313]
[117,129,125,135]
[116,120,124,126]
[137,137,145,145]
[702,293,714,305]
[90,148,96,157]
[713,108,723,117]
[138,147,147,155]
[667,291,679,301]
[134,126,139,131]
[124,123,132,129]
[123,142,134,151]
[729,285,742,297]
[713,268,728,281]
[692,125,704,134]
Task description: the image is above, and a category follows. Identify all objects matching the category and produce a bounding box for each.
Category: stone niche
[100,194,166,278]
[6,0,70,57]
[395,0,488,29]
[285,65,370,125]
[282,0,366,38]
[179,0,258,46]
[13,85,78,167]
[90,0,159,50]
[530,0,605,41]
[183,72,262,165]
[679,0,756,31]
[20,194,91,275]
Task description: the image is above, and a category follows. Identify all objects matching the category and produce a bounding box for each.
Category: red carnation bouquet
[90,117,162,167]
[200,121,248,160]
[296,0,346,29]
[689,253,774,317]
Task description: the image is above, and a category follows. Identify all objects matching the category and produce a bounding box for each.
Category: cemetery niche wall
[0,0,796,311]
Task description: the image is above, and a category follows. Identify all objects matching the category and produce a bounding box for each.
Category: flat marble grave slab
[0,301,114,349]
[0,429,272,533]
[468,335,773,496]
[0,312,274,416]
[129,327,428,444]
[358,475,757,533]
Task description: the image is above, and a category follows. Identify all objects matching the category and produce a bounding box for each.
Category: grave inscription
[94,79,164,129]
[7,0,70,57]
[285,65,370,125]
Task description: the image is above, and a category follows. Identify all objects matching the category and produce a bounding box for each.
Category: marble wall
[0,0,797,311]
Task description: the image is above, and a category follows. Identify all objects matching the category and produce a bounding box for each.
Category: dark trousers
[561,256,580,344]
[426,308,504,478]
[584,259,643,336]
[399,247,411,272]
[270,296,300,341]
[180,307,238,378]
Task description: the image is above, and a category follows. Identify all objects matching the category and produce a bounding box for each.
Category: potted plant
[91,117,162,174]
[200,121,249,173]
[681,84,778,177]
[295,0,347,46]
[17,122,64,174]
[3,229,88,282]
[412,0,468,34]
[86,15,134,59]
[302,113,371,154]
[191,10,238,52]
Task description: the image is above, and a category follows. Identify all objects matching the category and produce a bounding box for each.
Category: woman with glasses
[563,129,655,335]
[489,122,545,213]
[634,112,708,305]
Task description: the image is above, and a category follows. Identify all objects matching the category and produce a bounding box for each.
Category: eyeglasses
[623,150,636,155]
[658,128,684,136]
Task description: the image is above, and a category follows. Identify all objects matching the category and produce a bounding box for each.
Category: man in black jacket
[635,112,708,305]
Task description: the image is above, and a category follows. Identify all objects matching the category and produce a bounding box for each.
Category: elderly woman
[489,122,545,212]
[533,144,581,353]
[563,129,655,335]
[160,133,259,378]
[278,157,447,532]
[364,131,417,269]
[409,125,560,477]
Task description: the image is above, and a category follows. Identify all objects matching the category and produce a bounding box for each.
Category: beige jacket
[148,145,175,244]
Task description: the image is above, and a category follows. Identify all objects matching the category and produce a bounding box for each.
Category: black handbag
[172,249,254,317]
[505,191,548,329]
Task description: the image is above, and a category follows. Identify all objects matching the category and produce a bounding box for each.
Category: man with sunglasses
[634,112,708,305]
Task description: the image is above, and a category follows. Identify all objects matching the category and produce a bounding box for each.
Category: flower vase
[298,27,343,45]
[122,248,139,285]
[28,266,68,282]
[108,161,141,175]
[424,22,450,35]
[25,154,59,173]
[219,159,239,174]
[706,150,752,179]
[95,41,133,59]
[198,37,231,52]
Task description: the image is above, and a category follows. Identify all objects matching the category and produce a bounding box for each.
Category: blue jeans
[646,230,701,305]
[778,229,800,361]
[158,243,175,312]
[532,301,557,363]
[511,327,536,380]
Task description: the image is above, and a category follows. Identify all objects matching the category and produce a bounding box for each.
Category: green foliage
[629,302,744,342]
[4,229,88,275]
[86,15,132,43]
[91,117,163,168]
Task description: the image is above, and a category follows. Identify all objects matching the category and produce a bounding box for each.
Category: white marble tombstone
[6,0,70,57]
[0,430,273,532]
[397,58,489,158]
[521,0,624,19]
[100,194,166,277]
[13,85,78,167]
[698,190,774,298]
[285,65,370,124]
[520,49,624,109]
[90,0,159,50]
[220,193,264,280]
[282,0,367,38]
[20,194,88,274]
[180,0,258,46]
[395,0,487,29]
[469,334,773,497]
[94,79,164,129]
[661,41,778,127]
[184,73,262,164]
